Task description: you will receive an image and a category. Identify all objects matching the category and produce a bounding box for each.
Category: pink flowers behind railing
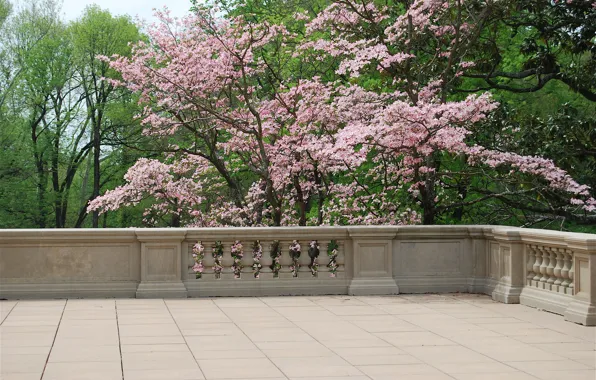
[308,240,320,276]
[191,241,205,279]
[252,240,263,278]
[213,241,224,279]
[328,240,339,277]
[270,240,282,278]
[289,240,301,277]
[191,239,340,279]
[230,240,244,279]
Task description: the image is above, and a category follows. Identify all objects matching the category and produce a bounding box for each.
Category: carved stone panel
[397,241,462,276]
[353,240,392,277]
[142,244,180,282]
[0,244,136,281]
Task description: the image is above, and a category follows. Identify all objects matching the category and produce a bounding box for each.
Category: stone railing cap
[135,229,187,242]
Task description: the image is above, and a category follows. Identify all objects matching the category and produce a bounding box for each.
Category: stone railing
[0,226,594,325]
[182,227,350,297]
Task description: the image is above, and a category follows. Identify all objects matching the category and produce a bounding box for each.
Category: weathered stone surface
[0,226,594,324]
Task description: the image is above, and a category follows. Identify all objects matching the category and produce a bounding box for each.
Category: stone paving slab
[0,294,594,380]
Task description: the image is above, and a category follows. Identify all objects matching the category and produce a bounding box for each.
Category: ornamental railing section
[186,239,346,281]
[526,244,574,296]
[181,227,353,297]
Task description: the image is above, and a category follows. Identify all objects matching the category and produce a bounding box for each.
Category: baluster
[318,240,330,277]
[306,240,322,277]
[219,241,233,279]
[327,240,339,278]
[259,240,273,279]
[539,247,549,286]
[553,248,564,290]
[560,249,571,291]
[279,240,293,279]
[187,244,194,280]
[526,245,536,285]
[241,241,254,278]
[298,240,311,276]
[546,247,557,288]
[532,245,543,284]
[568,252,575,294]
[202,240,215,280]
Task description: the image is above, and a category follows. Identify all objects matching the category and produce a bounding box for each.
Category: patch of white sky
[59,0,195,22]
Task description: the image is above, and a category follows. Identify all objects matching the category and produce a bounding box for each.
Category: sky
[60,0,194,21]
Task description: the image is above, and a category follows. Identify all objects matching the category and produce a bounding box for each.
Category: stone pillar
[564,236,596,326]
[469,227,488,293]
[347,227,398,295]
[135,229,188,298]
[491,228,524,304]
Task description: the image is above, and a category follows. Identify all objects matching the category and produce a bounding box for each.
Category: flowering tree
[89,1,595,227]
[89,7,345,226]
[87,157,217,226]
[298,0,596,224]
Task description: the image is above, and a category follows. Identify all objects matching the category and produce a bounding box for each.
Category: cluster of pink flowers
[87,158,206,224]
[213,241,224,279]
[191,241,205,279]
[252,240,263,278]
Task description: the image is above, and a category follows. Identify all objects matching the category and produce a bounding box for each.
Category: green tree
[70,5,140,227]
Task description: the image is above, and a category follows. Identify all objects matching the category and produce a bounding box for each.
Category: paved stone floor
[0,294,594,380]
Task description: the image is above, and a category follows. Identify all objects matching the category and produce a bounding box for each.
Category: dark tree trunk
[92,124,100,228]
[293,175,307,226]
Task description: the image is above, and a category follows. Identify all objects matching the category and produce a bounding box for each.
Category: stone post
[135,229,188,298]
[347,226,399,295]
[491,228,524,304]
[564,235,596,325]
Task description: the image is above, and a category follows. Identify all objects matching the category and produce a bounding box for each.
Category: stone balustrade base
[520,286,572,316]
[0,282,138,299]
[564,298,596,326]
[136,281,188,298]
[185,278,349,297]
[348,277,399,296]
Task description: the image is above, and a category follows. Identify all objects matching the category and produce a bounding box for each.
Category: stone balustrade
[0,226,594,325]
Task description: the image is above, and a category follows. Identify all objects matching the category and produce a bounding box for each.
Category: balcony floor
[1,294,594,380]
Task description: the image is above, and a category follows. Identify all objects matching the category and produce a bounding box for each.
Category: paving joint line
[255,295,374,380]
[115,299,125,380]
[39,299,68,380]
[163,298,209,380]
[330,296,459,380]
[454,296,595,371]
[399,295,544,379]
[0,300,18,325]
[212,297,291,380]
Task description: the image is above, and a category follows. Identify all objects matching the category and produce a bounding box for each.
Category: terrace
[0,225,595,379]
[1,295,594,380]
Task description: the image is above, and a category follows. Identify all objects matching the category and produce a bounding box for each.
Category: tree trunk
[171,213,181,227]
[36,170,47,228]
[92,118,100,228]
[421,155,439,225]
[293,175,307,226]
[51,126,62,228]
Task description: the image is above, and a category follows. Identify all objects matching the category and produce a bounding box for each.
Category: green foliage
[0,0,594,231]
[0,0,11,29]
